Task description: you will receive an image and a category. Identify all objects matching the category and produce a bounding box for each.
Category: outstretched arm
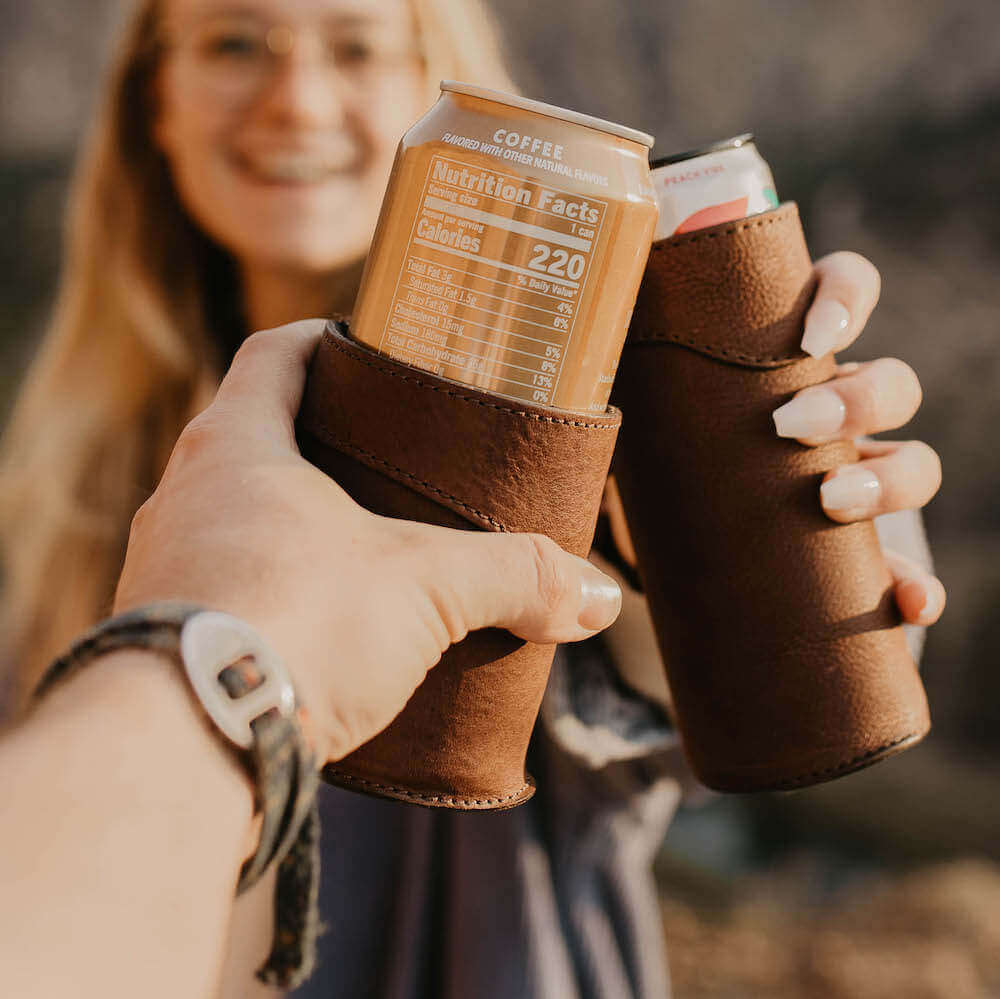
[0,320,623,999]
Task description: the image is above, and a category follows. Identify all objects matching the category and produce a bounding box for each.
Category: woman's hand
[772,251,945,626]
[603,251,944,632]
[114,319,622,764]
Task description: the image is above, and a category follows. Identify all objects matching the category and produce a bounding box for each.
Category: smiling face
[154,0,429,273]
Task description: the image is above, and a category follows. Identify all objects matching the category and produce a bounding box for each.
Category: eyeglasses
[161,12,424,100]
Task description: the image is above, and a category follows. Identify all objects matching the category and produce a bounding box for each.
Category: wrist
[32,646,258,870]
[33,606,324,988]
[112,598,328,764]
[34,605,322,891]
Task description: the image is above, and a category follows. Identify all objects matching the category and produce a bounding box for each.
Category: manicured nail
[578,563,622,631]
[801,299,850,358]
[917,584,944,624]
[773,387,846,440]
[820,466,882,518]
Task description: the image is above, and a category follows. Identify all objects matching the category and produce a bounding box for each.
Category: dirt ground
[661,860,1000,998]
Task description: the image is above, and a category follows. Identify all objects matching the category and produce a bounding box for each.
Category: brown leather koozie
[296,321,620,809]
[611,203,931,792]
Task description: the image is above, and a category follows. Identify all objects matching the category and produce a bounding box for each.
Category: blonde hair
[0,0,516,716]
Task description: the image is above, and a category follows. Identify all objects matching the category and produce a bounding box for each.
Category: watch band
[35,602,322,988]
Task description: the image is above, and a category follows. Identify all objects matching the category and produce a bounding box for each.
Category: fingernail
[801,299,850,358]
[917,585,944,624]
[773,387,846,440]
[820,466,882,518]
[578,563,622,631]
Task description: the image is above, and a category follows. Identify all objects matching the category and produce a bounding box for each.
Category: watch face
[180,611,296,749]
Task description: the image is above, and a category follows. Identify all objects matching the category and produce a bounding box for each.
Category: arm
[0,319,623,999]
[0,650,257,999]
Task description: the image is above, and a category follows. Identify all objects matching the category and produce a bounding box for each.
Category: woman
[0,0,944,995]
[0,0,503,703]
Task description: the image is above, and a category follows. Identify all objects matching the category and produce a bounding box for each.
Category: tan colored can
[351,82,658,414]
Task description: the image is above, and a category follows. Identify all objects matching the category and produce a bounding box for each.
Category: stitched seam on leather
[752,732,923,789]
[324,334,618,430]
[795,732,922,781]
[648,210,791,251]
[627,334,801,366]
[325,770,531,806]
[638,209,804,365]
[301,423,511,532]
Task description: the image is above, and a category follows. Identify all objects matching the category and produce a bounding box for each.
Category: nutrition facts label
[379,154,608,406]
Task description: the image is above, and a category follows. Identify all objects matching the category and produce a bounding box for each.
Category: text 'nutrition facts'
[379,154,607,407]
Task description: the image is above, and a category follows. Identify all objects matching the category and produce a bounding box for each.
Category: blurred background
[1,0,997,995]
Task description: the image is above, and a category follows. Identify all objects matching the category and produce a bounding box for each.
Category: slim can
[650,133,779,239]
[351,82,659,414]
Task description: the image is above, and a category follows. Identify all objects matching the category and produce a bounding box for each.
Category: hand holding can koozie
[297,83,655,808]
[298,321,620,808]
[611,197,931,792]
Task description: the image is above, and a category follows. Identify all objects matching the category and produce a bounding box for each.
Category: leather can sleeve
[610,204,931,792]
[296,321,620,809]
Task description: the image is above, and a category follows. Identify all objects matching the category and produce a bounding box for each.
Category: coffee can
[350,82,659,414]
[650,133,779,239]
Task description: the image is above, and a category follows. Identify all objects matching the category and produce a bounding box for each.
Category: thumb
[212,318,327,444]
[424,530,623,645]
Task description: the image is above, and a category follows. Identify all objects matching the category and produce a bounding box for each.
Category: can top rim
[440,81,655,149]
[650,133,756,168]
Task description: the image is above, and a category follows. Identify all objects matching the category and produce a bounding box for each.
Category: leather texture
[611,203,931,792]
[297,321,620,809]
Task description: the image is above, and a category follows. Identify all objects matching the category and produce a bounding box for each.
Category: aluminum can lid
[440,80,655,149]
[651,132,756,168]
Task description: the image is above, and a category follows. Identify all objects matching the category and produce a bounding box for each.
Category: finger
[211,318,327,444]
[773,357,921,444]
[603,475,638,569]
[801,251,881,358]
[853,437,901,459]
[420,530,622,646]
[883,547,946,626]
[820,440,942,522]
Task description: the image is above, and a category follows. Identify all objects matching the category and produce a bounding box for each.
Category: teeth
[246,154,343,183]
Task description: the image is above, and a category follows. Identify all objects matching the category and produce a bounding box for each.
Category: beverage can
[650,133,779,239]
[351,82,658,414]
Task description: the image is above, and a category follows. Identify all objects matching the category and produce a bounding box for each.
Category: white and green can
[650,133,779,239]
